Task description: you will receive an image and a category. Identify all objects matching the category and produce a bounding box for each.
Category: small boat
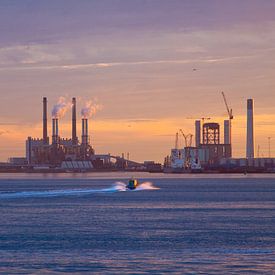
[126,178,139,190]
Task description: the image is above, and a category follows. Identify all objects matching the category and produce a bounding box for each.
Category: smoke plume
[52,97,70,118]
[81,100,102,118]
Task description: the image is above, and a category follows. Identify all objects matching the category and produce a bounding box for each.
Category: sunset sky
[0,0,275,162]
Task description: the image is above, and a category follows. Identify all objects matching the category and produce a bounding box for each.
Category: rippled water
[0,173,274,274]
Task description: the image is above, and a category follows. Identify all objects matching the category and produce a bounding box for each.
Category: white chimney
[195,120,201,147]
[246,99,254,158]
[224,120,230,144]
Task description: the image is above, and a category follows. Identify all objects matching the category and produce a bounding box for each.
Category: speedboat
[126,178,139,190]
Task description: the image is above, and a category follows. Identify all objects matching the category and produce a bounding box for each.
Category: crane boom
[221,91,233,119]
[221,91,233,156]
[179,129,186,147]
[179,129,193,169]
[179,129,193,147]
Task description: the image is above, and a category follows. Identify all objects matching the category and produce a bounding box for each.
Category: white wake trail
[113,181,159,191]
[0,185,125,199]
[0,181,158,199]
[135,181,160,190]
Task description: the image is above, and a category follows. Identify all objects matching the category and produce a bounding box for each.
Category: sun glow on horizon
[1,112,275,162]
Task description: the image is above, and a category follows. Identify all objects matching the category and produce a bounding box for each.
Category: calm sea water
[0,173,274,274]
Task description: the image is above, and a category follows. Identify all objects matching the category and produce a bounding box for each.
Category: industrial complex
[164,95,275,173]
[1,94,274,173]
[6,97,152,172]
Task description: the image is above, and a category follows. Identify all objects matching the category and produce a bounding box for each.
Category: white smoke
[52,97,70,118]
[81,100,102,118]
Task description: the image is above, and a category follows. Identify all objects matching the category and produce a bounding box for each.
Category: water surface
[0,173,274,274]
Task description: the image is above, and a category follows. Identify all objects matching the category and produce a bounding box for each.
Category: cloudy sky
[0,0,275,162]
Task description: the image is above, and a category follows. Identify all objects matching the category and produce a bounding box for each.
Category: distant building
[8,157,28,165]
[165,120,232,172]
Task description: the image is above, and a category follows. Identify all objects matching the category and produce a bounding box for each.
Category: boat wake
[136,181,159,190]
[0,181,158,199]
[114,181,159,191]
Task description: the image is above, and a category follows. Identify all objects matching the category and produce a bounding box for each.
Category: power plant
[26,97,95,167]
[21,96,158,172]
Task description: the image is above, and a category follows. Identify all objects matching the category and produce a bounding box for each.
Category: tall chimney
[246,99,254,158]
[224,120,230,144]
[43,97,48,144]
[195,120,201,147]
[52,118,59,144]
[224,119,232,157]
[72,97,77,145]
[82,118,88,145]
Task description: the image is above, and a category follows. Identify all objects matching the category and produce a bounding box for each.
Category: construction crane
[201,117,211,125]
[221,92,233,120]
[221,91,233,144]
[186,117,211,124]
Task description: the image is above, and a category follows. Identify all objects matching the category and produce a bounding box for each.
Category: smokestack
[52,118,59,144]
[195,120,201,147]
[43,97,48,144]
[72,97,77,145]
[224,120,230,144]
[81,118,88,145]
[246,99,254,158]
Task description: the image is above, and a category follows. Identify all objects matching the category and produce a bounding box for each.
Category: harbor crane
[221,91,233,144]
[179,129,193,147]
[179,129,193,169]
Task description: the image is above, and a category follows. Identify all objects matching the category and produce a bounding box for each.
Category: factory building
[24,97,144,171]
[220,157,275,172]
[26,97,95,167]
[198,121,232,166]
[165,119,232,172]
